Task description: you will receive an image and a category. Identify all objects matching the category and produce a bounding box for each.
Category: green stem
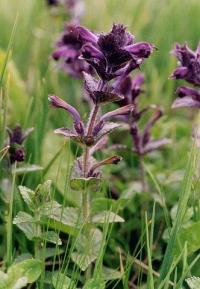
[140,156,147,192]
[34,209,41,260]
[6,162,16,267]
[82,147,90,222]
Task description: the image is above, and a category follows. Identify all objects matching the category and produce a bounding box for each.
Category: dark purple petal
[74,25,98,44]
[10,147,25,163]
[48,95,84,134]
[125,42,155,58]
[171,67,188,79]
[172,96,200,108]
[52,47,69,61]
[81,43,104,60]
[171,43,195,66]
[176,86,200,100]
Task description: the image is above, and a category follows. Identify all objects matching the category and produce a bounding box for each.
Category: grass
[0,0,200,288]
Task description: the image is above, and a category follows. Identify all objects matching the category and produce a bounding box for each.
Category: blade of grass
[158,144,198,283]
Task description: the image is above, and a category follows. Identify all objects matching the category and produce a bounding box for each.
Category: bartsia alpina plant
[50,24,155,220]
[171,42,200,108]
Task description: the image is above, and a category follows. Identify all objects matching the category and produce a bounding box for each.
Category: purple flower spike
[48,95,84,134]
[75,25,98,44]
[6,125,33,164]
[171,42,200,86]
[171,42,200,109]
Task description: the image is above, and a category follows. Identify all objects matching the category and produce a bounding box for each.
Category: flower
[7,126,33,163]
[113,73,170,155]
[52,22,93,78]
[74,24,155,80]
[171,42,200,85]
[171,42,200,109]
[172,86,200,108]
[49,95,134,147]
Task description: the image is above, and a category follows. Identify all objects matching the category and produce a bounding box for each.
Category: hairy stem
[87,104,99,137]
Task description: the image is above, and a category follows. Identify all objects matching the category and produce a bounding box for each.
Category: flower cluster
[52,22,93,78]
[53,23,155,80]
[50,24,155,182]
[6,126,33,164]
[114,73,171,155]
[171,42,200,108]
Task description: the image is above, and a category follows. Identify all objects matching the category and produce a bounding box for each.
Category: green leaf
[71,252,97,272]
[186,277,200,289]
[72,228,103,271]
[92,211,124,224]
[36,180,52,199]
[41,203,80,235]
[176,220,200,255]
[18,186,35,210]
[0,259,42,289]
[38,248,64,259]
[41,231,62,245]
[52,272,76,289]
[102,267,123,281]
[70,177,100,191]
[83,278,105,289]
[13,212,36,240]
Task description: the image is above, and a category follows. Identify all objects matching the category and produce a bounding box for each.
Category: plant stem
[140,156,147,192]
[34,209,41,260]
[6,162,16,267]
[87,104,99,137]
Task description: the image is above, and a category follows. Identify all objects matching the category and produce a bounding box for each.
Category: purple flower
[172,86,200,108]
[75,24,155,80]
[49,95,134,147]
[113,73,145,107]
[171,42,200,109]
[171,42,200,86]
[7,126,33,164]
[113,73,170,155]
[52,22,93,78]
